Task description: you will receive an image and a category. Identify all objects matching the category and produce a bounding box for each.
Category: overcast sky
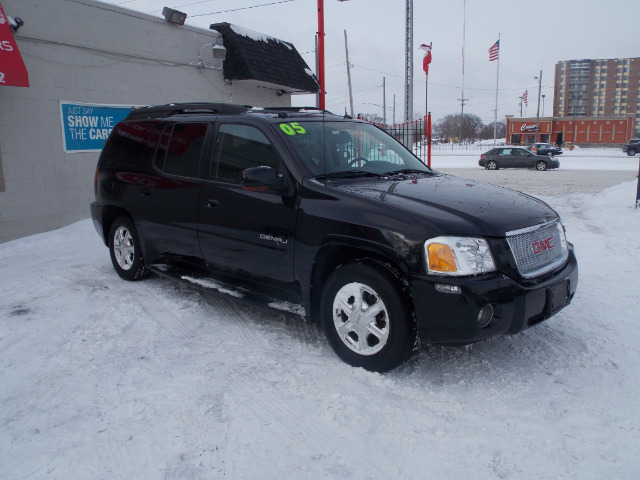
[107,0,640,125]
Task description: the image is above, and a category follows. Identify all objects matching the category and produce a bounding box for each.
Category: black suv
[91,103,578,372]
[622,138,639,156]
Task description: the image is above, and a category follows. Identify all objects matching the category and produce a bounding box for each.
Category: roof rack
[261,106,331,114]
[125,102,252,120]
[259,106,337,119]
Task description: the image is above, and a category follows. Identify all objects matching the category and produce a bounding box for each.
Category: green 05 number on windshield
[279,122,307,136]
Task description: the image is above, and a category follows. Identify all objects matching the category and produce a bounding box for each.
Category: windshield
[277,120,431,177]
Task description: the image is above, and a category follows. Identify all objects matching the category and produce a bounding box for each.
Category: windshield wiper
[315,170,386,180]
[384,168,431,176]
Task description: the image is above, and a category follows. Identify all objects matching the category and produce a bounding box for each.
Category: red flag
[419,43,432,74]
[0,4,29,87]
[488,39,499,62]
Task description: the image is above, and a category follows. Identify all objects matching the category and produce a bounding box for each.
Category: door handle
[205,199,219,208]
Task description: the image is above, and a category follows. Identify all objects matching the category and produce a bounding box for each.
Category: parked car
[479,147,560,171]
[527,143,562,156]
[91,103,577,372]
[622,138,639,156]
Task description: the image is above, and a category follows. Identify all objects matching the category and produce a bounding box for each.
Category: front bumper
[410,247,578,344]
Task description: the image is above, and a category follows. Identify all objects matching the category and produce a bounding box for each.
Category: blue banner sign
[59,102,134,152]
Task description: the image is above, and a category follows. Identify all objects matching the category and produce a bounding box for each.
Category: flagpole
[493,33,500,147]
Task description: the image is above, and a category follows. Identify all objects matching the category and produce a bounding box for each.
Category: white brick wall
[0,0,295,243]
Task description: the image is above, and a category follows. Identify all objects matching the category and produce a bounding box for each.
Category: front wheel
[536,160,548,171]
[486,161,498,170]
[321,263,417,372]
[109,216,150,281]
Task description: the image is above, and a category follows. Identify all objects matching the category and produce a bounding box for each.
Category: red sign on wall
[0,3,29,87]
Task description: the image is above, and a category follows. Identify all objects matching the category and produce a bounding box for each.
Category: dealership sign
[0,4,29,87]
[59,102,134,152]
[520,123,539,132]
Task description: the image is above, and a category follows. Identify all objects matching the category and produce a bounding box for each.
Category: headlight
[425,236,496,276]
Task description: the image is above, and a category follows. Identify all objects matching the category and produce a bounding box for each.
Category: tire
[486,161,498,170]
[321,263,417,372]
[109,216,150,281]
[627,149,637,156]
[535,160,547,171]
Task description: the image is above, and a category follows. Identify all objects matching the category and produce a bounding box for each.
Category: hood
[328,172,558,237]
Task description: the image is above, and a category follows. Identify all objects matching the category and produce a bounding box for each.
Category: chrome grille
[506,220,568,278]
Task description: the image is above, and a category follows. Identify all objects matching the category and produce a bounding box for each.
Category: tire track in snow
[224,371,403,478]
[201,292,262,346]
[131,282,196,339]
[201,291,335,368]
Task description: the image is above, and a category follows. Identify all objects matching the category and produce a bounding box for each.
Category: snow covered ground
[1,152,640,479]
[428,146,640,171]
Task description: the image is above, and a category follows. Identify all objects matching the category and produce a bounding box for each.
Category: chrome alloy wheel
[113,226,135,271]
[332,282,390,356]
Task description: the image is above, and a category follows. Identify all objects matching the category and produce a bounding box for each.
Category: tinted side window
[101,122,159,173]
[154,123,207,178]
[210,124,279,184]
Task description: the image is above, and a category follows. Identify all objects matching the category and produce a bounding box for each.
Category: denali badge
[531,236,554,255]
[260,234,288,244]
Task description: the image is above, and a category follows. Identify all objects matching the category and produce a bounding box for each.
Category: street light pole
[534,70,542,143]
[542,94,546,117]
[317,0,350,111]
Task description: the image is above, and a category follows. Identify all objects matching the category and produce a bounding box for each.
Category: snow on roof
[229,23,293,50]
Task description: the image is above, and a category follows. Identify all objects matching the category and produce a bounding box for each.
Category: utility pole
[393,94,396,125]
[534,70,542,143]
[344,29,354,117]
[457,97,468,142]
[383,77,387,126]
[404,0,413,123]
[458,0,467,143]
[519,96,523,117]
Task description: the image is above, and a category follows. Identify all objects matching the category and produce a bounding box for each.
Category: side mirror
[241,166,283,192]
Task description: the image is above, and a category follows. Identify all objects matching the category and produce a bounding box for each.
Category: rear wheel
[486,161,498,170]
[321,263,417,372]
[627,148,637,156]
[109,216,150,281]
[536,160,547,171]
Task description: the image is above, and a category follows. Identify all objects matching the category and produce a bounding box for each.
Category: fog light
[477,304,494,328]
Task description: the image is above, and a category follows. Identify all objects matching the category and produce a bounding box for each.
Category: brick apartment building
[553,57,640,136]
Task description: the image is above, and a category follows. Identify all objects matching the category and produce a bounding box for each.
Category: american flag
[523,90,528,106]
[488,40,499,62]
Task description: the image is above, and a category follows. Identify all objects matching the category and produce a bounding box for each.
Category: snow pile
[1,180,640,478]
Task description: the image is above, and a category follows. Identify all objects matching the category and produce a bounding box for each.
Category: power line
[189,0,295,18]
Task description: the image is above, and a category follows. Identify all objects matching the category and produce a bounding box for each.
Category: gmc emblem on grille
[531,236,554,254]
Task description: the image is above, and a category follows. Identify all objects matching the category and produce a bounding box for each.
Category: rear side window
[100,122,159,172]
[209,124,280,184]
[154,123,208,178]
